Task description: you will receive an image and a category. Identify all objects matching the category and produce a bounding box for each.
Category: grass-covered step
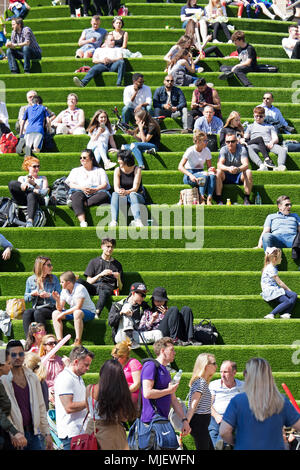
[0,271,299,296]
[3,248,300,273]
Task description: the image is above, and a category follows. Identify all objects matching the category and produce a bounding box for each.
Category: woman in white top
[186,353,217,450]
[87,109,117,170]
[52,93,86,135]
[261,247,298,319]
[178,130,216,205]
[65,149,111,227]
[8,155,48,227]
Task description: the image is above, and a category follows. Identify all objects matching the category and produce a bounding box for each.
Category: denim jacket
[24,274,61,306]
[153,85,187,111]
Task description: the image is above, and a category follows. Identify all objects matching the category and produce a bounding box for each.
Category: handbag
[178,187,200,205]
[6,298,25,319]
[193,319,218,345]
[70,385,99,451]
[0,132,18,153]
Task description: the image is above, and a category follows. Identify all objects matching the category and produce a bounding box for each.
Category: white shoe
[213,39,221,43]
[195,66,204,73]
[104,160,117,170]
[80,221,88,227]
[109,220,118,227]
[274,165,287,172]
[73,76,84,87]
[280,313,291,319]
[264,313,275,319]
[257,164,268,171]
[129,219,144,227]
[66,198,72,208]
[227,39,233,44]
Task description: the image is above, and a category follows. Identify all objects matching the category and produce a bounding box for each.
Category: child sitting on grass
[261,247,298,319]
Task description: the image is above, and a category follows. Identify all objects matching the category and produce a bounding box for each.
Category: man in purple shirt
[6,18,42,74]
[140,336,191,437]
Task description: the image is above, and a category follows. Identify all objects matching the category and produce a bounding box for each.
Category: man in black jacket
[153,75,188,132]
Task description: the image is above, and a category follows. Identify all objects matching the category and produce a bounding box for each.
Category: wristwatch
[182,417,188,423]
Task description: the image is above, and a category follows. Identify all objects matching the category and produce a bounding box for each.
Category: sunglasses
[31,165,40,168]
[10,351,25,358]
[80,156,90,160]
[284,203,292,207]
[44,262,53,267]
[45,341,57,346]
[165,79,174,83]
[226,140,237,144]
[209,361,217,366]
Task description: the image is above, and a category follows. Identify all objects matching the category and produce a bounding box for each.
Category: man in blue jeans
[6,18,42,74]
[256,195,300,251]
[73,33,125,87]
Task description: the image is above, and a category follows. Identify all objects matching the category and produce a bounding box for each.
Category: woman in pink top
[39,334,65,405]
[111,338,142,406]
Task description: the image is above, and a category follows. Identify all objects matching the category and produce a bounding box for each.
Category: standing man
[73,34,125,87]
[140,337,190,436]
[208,360,244,449]
[218,30,257,87]
[153,75,188,132]
[122,73,152,124]
[75,15,107,59]
[215,131,253,205]
[54,346,94,450]
[187,77,222,132]
[1,340,52,450]
[6,18,42,74]
[77,237,123,317]
[258,92,294,134]
[256,195,300,251]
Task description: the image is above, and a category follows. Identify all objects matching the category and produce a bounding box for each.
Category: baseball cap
[151,287,169,302]
[130,282,147,296]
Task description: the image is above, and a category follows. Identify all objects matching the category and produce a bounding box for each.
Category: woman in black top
[123,109,161,169]
[109,150,146,227]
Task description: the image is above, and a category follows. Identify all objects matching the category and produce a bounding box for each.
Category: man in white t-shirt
[54,346,94,450]
[52,271,96,346]
[73,34,125,87]
[208,360,244,449]
[122,73,152,124]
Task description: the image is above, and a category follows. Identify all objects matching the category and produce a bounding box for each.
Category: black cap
[130,282,147,295]
[151,287,169,302]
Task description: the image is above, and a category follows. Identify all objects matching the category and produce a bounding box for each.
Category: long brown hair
[87,109,113,134]
[168,47,191,70]
[33,256,53,290]
[223,111,244,135]
[134,109,161,138]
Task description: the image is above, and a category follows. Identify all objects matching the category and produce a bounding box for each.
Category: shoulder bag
[70,385,99,450]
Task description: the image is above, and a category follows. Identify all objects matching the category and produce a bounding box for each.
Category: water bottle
[171,369,183,385]
[255,192,262,205]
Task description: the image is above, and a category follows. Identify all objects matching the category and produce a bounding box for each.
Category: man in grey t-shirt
[244,106,287,171]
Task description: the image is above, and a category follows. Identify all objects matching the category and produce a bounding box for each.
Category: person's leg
[240,170,253,198]
[269,292,297,317]
[128,191,145,221]
[247,143,264,168]
[139,329,163,344]
[220,22,232,41]
[81,63,108,86]
[110,191,120,222]
[179,306,194,341]
[95,286,113,315]
[8,180,28,205]
[204,45,224,57]
[86,190,111,208]
[208,416,221,448]
[262,233,285,251]
[206,174,216,202]
[24,431,43,451]
[247,136,270,160]
[121,105,135,124]
[52,310,64,340]
[214,169,225,200]
[22,46,41,73]
[212,22,220,41]
[73,309,85,343]
[180,107,188,130]
[70,190,87,219]
[233,65,253,87]
[190,414,213,450]
[33,306,55,328]
[25,191,44,221]
[6,48,21,73]
[271,144,287,167]
[158,306,181,339]
[109,59,125,86]
[22,308,35,336]
[130,142,157,168]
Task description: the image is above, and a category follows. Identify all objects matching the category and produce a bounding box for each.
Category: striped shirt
[11,26,42,55]
[188,377,212,415]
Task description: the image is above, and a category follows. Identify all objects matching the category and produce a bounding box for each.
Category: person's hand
[11,432,27,449]
[266,142,274,150]
[45,434,53,450]
[215,413,223,424]
[157,305,167,315]
[31,289,39,297]
[52,291,60,302]
[181,420,191,436]
[39,291,51,299]
[20,182,28,191]
[168,382,179,394]
[189,174,198,184]
[2,247,12,260]
[101,269,113,277]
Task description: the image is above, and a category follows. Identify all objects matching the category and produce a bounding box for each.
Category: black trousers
[220,64,254,87]
[291,41,300,59]
[158,306,194,341]
[8,180,45,220]
[69,0,90,15]
[77,278,113,314]
[210,22,231,41]
[70,190,110,217]
[190,413,214,451]
[23,305,56,336]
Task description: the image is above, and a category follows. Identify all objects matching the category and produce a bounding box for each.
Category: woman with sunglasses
[22,256,61,336]
[24,322,46,353]
[8,156,49,227]
[39,334,65,406]
[65,149,111,227]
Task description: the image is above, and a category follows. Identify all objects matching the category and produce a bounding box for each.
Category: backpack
[19,206,47,227]
[193,319,219,345]
[0,132,18,153]
[49,177,70,205]
[0,197,25,227]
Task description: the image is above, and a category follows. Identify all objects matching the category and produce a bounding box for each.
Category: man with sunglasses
[215,131,253,205]
[256,195,300,251]
[1,340,52,450]
[153,75,188,133]
[108,282,162,349]
[258,92,294,135]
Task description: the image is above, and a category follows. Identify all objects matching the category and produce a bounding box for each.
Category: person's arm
[113,166,121,193]
[256,226,271,249]
[121,31,128,49]
[273,275,292,292]
[108,133,117,150]
[78,30,93,47]
[56,296,84,320]
[219,420,235,445]
[186,390,201,423]
[178,155,199,183]
[129,369,141,393]
[51,110,63,127]
[176,89,187,111]
[59,394,87,414]
[211,89,222,112]
[171,394,191,436]
[142,378,179,400]
[267,127,279,149]
[217,154,230,172]
[238,156,249,173]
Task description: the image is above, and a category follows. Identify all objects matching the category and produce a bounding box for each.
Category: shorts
[224,172,242,185]
[24,132,44,150]
[76,44,96,54]
[64,308,95,322]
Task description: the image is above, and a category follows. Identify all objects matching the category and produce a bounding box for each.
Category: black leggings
[158,306,194,341]
[8,180,45,220]
[190,413,214,450]
[77,278,113,315]
[23,305,56,336]
[210,22,231,41]
[70,190,111,217]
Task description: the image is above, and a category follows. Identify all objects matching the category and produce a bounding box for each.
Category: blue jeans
[24,431,43,451]
[268,290,297,316]
[60,437,71,450]
[8,4,29,19]
[123,142,157,168]
[208,416,221,448]
[122,104,152,124]
[111,191,145,222]
[183,169,216,197]
[262,232,296,251]
[7,46,41,73]
[81,59,125,86]
[87,139,108,164]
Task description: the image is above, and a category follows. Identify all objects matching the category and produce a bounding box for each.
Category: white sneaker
[66,198,72,208]
[80,221,88,227]
[195,66,204,73]
[258,164,268,171]
[109,220,118,227]
[129,219,144,227]
[73,76,84,87]
[227,39,233,44]
[104,160,117,170]
[213,39,221,43]
[280,313,291,319]
[274,165,287,172]
[264,313,275,319]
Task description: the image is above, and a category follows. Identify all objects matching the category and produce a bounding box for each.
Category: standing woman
[178,130,216,205]
[85,359,137,450]
[109,150,146,227]
[87,109,117,170]
[186,353,217,450]
[66,149,111,227]
[23,255,61,336]
[123,109,161,169]
[8,156,49,227]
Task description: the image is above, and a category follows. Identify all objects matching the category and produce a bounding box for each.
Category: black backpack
[0,197,26,227]
[49,177,70,205]
[193,319,219,345]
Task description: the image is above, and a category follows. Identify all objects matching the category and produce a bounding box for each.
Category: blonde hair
[189,353,215,387]
[224,111,244,134]
[24,352,47,382]
[263,247,282,269]
[33,256,53,290]
[111,337,132,359]
[193,130,207,144]
[243,357,284,421]
[39,334,57,357]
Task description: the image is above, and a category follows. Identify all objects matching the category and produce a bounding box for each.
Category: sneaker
[129,219,144,227]
[215,439,224,450]
[257,164,268,171]
[145,148,156,156]
[274,165,287,172]
[173,338,190,346]
[243,198,251,205]
[280,313,291,319]
[104,160,117,170]
[213,39,221,43]
[73,76,84,87]
[80,221,88,227]
[195,66,204,73]
[285,126,295,133]
[66,197,72,208]
[218,71,233,80]
[26,220,33,228]
[188,339,202,346]
[125,331,140,349]
[227,39,233,44]
[109,220,118,227]
[264,157,275,168]
[264,313,275,319]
